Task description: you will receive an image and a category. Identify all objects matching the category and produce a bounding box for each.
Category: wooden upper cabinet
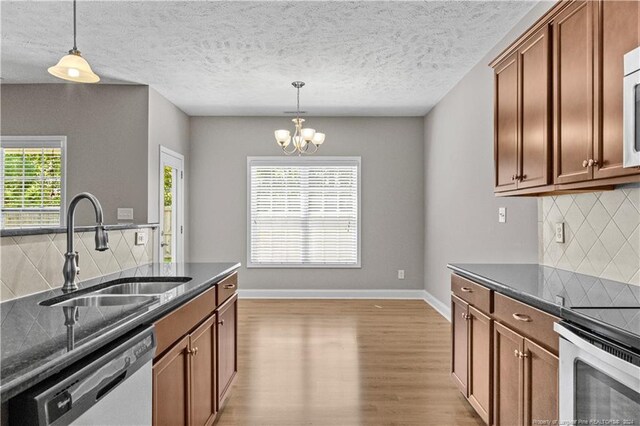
[519,25,552,189]
[554,0,595,185]
[494,52,520,192]
[451,294,470,396]
[190,316,217,426]
[593,0,640,179]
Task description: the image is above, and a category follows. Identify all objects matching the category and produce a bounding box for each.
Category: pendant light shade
[48,49,100,83]
[48,0,100,83]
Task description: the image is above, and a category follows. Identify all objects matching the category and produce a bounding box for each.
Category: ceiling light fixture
[48,0,100,83]
[274,81,325,155]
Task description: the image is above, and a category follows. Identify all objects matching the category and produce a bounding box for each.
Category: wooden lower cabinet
[492,322,559,426]
[153,335,191,426]
[451,295,469,396]
[190,316,217,426]
[468,306,492,424]
[216,294,238,408]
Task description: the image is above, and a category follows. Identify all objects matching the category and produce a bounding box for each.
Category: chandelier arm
[282,144,297,155]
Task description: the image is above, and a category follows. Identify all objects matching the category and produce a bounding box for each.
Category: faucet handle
[75,251,80,275]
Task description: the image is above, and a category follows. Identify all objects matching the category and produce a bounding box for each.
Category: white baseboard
[237,289,426,300]
[422,290,451,322]
[237,288,451,322]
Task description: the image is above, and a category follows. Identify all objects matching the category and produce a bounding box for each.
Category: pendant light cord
[73,0,77,50]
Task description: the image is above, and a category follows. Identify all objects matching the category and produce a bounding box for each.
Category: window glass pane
[1,140,64,229]
[249,159,359,267]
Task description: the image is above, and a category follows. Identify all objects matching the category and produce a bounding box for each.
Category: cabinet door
[468,306,492,424]
[523,339,559,426]
[493,322,524,426]
[518,25,552,189]
[217,294,238,407]
[190,315,217,426]
[494,52,520,192]
[451,294,469,396]
[593,0,640,179]
[153,335,190,426]
[554,0,595,184]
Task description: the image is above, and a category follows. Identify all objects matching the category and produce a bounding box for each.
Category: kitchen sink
[94,281,185,295]
[51,295,158,307]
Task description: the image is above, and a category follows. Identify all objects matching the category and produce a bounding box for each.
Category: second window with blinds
[247,157,361,268]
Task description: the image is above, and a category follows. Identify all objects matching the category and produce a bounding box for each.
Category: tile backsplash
[0,228,155,302]
[539,184,640,286]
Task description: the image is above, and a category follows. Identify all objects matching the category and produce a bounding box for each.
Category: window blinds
[1,139,65,229]
[248,157,360,267]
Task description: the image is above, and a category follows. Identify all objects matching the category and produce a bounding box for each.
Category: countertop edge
[0,262,241,402]
[446,264,563,317]
[1,223,159,237]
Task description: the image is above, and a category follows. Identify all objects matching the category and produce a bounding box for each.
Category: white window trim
[246,156,362,269]
[0,136,67,228]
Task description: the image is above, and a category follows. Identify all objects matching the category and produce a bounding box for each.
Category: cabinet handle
[461,313,471,320]
[193,347,198,356]
[512,313,532,322]
[460,287,473,293]
[588,159,598,167]
[218,320,225,326]
[582,160,589,168]
[223,283,236,289]
[514,349,520,358]
[520,351,528,358]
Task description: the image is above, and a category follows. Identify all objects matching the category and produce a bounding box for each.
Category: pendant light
[48,0,100,83]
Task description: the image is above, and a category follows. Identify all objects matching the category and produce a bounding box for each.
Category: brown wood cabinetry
[451,274,559,425]
[491,0,640,196]
[152,273,239,426]
[216,293,238,408]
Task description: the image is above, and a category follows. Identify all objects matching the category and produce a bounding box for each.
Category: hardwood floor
[215,299,483,426]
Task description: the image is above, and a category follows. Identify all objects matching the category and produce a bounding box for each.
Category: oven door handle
[554,323,640,377]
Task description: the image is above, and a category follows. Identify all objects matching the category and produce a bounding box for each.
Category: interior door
[159,146,184,264]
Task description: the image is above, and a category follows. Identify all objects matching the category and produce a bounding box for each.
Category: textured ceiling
[1,1,537,116]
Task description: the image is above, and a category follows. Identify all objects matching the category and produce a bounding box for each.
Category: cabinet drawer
[493,292,559,354]
[451,274,492,313]
[216,272,238,306]
[155,285,216,357]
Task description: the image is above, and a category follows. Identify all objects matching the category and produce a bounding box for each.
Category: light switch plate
[135,231,147,246]
[555,223,565,243]
[397,270,405,280]
[498,207,506,223]
[117,208,134,221]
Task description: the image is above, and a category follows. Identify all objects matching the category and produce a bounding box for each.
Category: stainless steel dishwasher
[10,326,155,426]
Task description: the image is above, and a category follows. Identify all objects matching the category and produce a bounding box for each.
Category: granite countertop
[447,263,640,349]
[0,262,240,402]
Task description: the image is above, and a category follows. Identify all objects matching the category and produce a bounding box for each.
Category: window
[248,156,360,268]
[1,137,66,229]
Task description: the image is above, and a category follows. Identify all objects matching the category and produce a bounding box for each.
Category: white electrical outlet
[555,223,565,243]
[398,270,405,280]
[117,208,134,221]
[135,231,147,246]
[498,207,506,223]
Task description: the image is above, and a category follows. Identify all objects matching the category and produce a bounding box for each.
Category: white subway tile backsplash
[0,228,155,302]
[539,184,640,286]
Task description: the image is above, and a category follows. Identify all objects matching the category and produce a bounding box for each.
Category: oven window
[575,360,640,423]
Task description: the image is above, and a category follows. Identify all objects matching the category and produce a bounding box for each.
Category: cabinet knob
[520,351,528,358]
[514,349,520,358]
[582,160,589,168]
[218,320,225,326]
[588,159,598,167]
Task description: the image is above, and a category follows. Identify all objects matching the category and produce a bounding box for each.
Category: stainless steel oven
[555,322,640,424]
[624,46,640,168]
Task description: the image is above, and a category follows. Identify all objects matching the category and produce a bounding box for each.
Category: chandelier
[274,81,325,155]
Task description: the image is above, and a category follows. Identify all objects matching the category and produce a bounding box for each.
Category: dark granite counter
[0,262,240,402]
[447,263,640,349]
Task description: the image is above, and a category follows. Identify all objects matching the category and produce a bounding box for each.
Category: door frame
[159,146,185,264]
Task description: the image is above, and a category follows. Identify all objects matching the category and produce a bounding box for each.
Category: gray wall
[148,88,191,260]
[189,117,424,290]
[423,2,554,305]
[1,84,149,225]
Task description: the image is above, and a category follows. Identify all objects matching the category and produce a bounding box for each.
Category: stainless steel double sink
[40,277,192,307]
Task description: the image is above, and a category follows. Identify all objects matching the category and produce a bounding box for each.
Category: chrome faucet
[62,192,109,293]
